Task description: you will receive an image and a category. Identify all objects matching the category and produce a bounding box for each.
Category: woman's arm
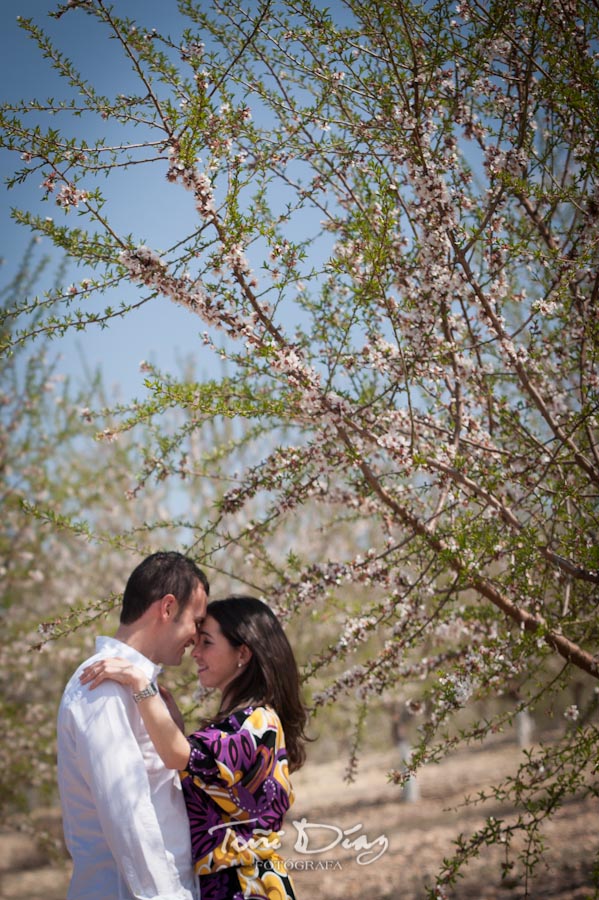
[80,658,190,769]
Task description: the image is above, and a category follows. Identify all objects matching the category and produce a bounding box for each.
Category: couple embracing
[57,551,308,899]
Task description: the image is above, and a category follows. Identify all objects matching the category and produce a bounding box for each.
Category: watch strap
[133,681,159,703]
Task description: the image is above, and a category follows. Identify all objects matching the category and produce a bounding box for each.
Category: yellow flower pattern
[181,705,297,900]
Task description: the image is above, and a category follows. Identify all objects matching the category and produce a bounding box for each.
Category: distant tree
[0,244,182,822]
[1,1,598,892]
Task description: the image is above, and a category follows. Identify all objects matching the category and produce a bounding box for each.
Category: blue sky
[1,0,221,403]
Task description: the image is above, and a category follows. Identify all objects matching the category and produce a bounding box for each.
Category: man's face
[158,581,208,666]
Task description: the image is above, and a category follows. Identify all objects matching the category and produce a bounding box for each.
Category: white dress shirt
[57,636,198,900]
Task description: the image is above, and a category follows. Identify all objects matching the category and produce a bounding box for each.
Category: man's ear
[159,594,177,620]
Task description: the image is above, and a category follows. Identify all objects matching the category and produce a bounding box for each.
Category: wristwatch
[133,681,159,703]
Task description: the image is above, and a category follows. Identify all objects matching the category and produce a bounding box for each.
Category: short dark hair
[120,551,209,625]
[206,595,308,771]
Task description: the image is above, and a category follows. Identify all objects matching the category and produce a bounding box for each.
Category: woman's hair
[206,595,308,771]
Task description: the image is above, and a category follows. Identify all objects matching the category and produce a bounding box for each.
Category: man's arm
[73,683,193,899]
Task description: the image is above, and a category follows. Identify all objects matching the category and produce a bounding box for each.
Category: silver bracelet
[133,682,158,703]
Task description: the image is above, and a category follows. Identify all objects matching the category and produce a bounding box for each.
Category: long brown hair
[205,595,308,772]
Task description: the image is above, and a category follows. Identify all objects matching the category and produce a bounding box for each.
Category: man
[57,551,209,900]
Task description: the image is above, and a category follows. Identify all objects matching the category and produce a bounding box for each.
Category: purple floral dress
[181,705,297,900]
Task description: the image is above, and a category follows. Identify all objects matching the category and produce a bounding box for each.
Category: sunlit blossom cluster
[166,149,217,220]
[55,183,89,209]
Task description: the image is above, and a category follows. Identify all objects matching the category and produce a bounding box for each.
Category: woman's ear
[239,644,253,667]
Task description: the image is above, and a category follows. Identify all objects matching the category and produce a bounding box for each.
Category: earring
[237,661,243,668]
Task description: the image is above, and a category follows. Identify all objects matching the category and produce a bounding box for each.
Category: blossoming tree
[2,0,598,893]
[0,243,188,822]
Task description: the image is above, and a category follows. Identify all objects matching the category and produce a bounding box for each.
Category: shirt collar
[95,635,163,681]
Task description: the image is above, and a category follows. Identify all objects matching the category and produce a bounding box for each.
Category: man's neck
[114,623,158,663]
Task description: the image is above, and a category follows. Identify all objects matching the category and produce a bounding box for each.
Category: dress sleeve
[183,707,292,837]
[185,707,279,791]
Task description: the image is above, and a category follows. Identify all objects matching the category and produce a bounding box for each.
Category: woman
[80,595,308,900]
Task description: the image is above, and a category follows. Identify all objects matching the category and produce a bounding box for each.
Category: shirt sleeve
[71,683,193,900]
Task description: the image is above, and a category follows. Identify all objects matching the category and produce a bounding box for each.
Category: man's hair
[120,551,209,625]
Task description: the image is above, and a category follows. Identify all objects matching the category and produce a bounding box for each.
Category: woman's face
[192,615,244,694]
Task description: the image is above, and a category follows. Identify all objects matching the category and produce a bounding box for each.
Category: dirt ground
[1,738,598,900]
